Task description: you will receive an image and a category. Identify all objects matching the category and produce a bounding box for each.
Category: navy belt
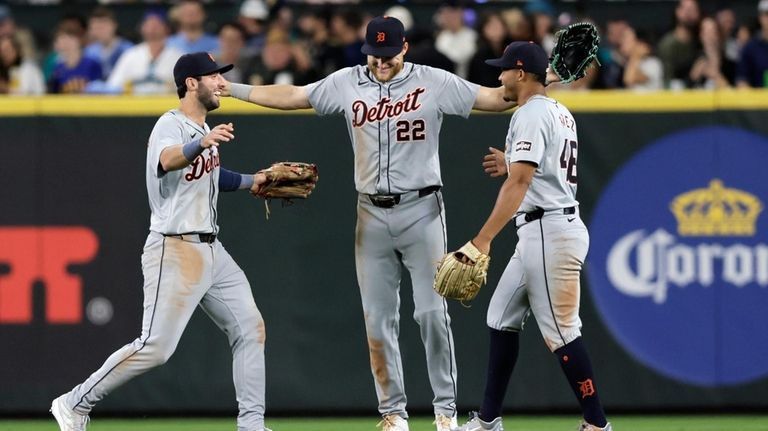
[164,233,217,244]
[368,185,441,208]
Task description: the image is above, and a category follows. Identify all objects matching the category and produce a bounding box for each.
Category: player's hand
[545,67,560,86]
[250,171,268,194]
[202,123,235,148]
[471,237,491,256]
[219,79,232,97]
[483,147,507,178]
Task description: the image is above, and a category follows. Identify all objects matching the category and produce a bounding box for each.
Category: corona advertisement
[588,126,768,387]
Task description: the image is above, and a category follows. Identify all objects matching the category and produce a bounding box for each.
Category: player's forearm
[473,86,516,112]
[230,83,311,110]
[476,176,529,244]
[159,143,197,172]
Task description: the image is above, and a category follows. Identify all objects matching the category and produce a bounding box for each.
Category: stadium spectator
[434,0,477,78]
[104,10,182,94]
[400,3,455,73]
[468,11,511,87]
[242,28,312,86]
[657,0,702,88]
[237,0,269,56]
[296,8,338,78]
[620,27,663,91]
[0,32,45,95]
[216,22,252,84]
[598,19,630,89]
[716,6,742,62]
[690,16,735,89]
[525,0,558,54]
[42,14,87,83]
[0,5,16,38]
[84,6,133,77]
[48,24,102,94]
[167,0,218,54]
[329,8,365,68]
[501,8,534,42]
[736,0,768,88]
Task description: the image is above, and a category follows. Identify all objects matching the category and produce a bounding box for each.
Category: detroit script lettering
[352,87,426,127]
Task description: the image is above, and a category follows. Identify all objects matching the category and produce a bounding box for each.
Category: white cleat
[452,411,503,431]
[378,414,410,431]
[579,421,613,431]
[432,413,459,431]
[435,413,458,431]
[50,395,90,431]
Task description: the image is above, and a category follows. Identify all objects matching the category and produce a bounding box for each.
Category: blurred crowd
[0,0,767,96]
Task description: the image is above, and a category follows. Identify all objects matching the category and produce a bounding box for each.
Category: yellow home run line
[0,89,766,116]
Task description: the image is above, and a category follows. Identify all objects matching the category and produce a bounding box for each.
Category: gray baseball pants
[62,232,266,431]
[355,190,457,419]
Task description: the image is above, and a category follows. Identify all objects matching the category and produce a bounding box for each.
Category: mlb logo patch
[515,141,532,151]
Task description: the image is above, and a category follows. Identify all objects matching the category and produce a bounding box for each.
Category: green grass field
[2,416,767,431]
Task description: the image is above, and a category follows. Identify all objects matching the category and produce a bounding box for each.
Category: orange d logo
[376,32,386,43]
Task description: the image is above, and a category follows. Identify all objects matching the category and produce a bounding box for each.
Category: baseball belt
[367,185,441,208]
[515,206,576,229]
[163,233,217,244]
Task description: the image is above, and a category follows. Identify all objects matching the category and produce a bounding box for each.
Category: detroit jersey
[146,109,220,234]
[505,95,579,212]
[305,62,479,195]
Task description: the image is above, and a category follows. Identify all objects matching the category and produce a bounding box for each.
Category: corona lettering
[607,228,768,303]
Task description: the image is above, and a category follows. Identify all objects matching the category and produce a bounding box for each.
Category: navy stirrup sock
[555,337,607,427]
[479,328,519,422]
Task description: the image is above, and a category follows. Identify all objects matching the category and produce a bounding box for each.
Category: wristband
[182,138,204,161]
[230,83,254,102]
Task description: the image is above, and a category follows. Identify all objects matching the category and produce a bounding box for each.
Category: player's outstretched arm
[472,161,536,254]
[473,86,516,112]
[159,123,234,172]
[223,79,312,110]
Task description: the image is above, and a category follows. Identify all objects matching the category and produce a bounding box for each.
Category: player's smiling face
[367,43,408,82]
[499,68,522,102]
[196,73,224,111]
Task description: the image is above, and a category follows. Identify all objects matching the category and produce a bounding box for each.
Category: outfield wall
[1,90,767,414]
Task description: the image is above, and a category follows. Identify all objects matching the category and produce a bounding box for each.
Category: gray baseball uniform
[487,95,588,352]
[306,63,479,418]
[58,109,267,431]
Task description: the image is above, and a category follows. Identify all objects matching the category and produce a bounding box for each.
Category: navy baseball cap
[173,52,233,87]
[485,41,548,76]
[361,16,406,57]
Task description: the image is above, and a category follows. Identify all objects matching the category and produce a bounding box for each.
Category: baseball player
[223,16,520,431]
[50,52,273,431]
[452,42,611,431]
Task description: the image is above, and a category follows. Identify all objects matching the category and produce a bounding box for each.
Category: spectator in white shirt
[103,10,183,95]
[434,1,477,78]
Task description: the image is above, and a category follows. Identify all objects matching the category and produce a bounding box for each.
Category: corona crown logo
[670,179,762,236]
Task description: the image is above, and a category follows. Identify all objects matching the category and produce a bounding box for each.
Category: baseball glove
[433,241,491,305]
[252,162,319,218]
[549,22,601,84]
[253,161,318,199]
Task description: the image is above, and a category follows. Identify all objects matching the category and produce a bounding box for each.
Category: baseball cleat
[452,411,503,431]
[50,395,90,431]
[378,414,410,431]
[579,421,613,431]
[434,413,458,431]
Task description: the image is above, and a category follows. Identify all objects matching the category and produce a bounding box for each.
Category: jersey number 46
[559,139,578,184]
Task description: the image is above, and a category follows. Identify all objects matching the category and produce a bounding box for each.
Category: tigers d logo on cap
[361,16,405,58]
